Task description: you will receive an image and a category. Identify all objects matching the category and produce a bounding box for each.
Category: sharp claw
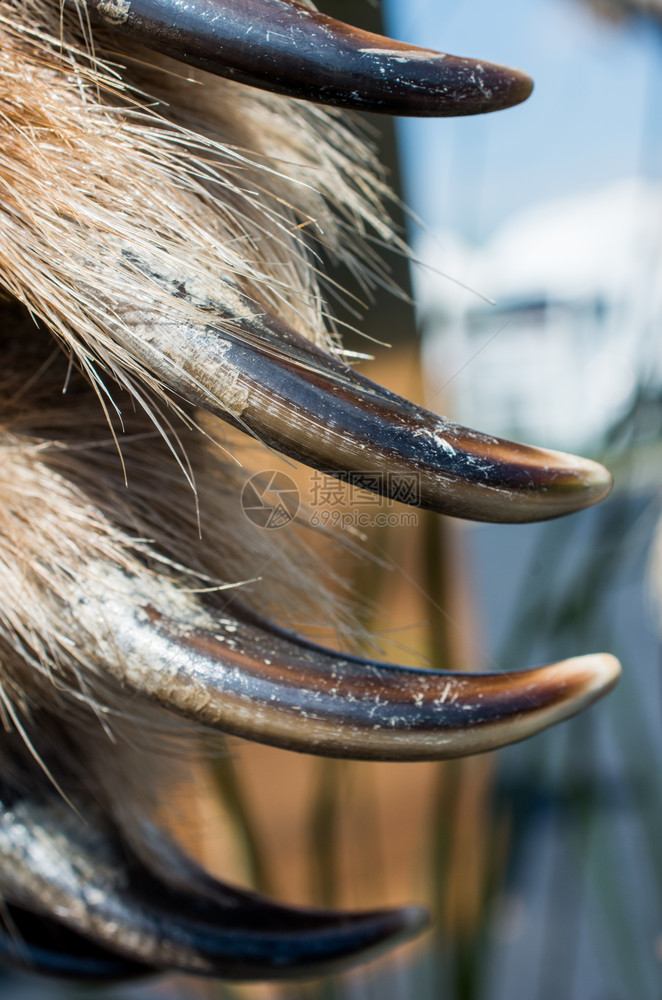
[69,565,621,760]
[79,0,532,116]
[127,308,612,523]
[0,784,425,979]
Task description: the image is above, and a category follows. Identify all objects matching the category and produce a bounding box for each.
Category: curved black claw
[124,305,612,523]
[0,786,426,979]
[79,0,532,116]
[69,564,621,760]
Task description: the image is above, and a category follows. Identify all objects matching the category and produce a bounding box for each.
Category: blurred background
[9,1,662,997]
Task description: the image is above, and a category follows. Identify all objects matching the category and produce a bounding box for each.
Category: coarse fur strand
[0,0,391,873]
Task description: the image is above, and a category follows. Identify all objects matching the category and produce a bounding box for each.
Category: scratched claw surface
[121,301,613,522]
[66,563,621,760]
[0,354,618,763]
[78,0,533,116]
[0,0,622,986]
[0,308,622,979]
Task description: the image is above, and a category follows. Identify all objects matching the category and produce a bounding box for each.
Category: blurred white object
[417,177,662,452]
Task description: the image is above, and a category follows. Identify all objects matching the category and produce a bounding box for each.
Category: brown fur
[0,1,396,845]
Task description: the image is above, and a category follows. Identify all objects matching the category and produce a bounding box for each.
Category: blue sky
[383,0,662,242]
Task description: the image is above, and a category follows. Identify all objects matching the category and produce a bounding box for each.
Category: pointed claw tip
[568,651,622,697]
[545,449,613,510]
[397,904,431,939]
[504,66,534,108]
[539,652,621,718]
[582,457,613,498]
[491,443,613,521]
[339,904,430,965]
[442,57,533,115]
[467,653,621,756]
[380,904,430,942]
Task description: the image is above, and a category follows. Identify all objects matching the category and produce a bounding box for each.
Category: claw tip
[570,651,622,696]
[540,652,621,720]
[549,449,614,510]
[392,904,431,940]
[507,67,534,107]
[450,58,534,116]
